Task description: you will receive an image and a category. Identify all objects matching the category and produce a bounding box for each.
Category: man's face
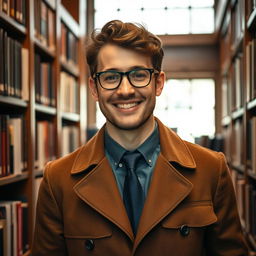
[89,44,164,131]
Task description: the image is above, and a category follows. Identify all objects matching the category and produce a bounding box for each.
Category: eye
[131,70,148,81]
[101,72,120,83]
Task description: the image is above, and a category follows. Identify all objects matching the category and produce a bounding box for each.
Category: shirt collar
[104,122,159,167]
[137,122,159,166]
[104,130,126,167]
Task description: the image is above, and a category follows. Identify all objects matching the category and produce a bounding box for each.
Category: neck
[106,116,155,151]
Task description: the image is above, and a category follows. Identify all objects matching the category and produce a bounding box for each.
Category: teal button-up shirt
[104,123,160,198]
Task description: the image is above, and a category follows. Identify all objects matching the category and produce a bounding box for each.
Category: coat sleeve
[32,161,68,256]
[205,152,249,256]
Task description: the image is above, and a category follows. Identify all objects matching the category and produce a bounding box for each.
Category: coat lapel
[70,118,197,246]
[73,157,134,240]
[71,127,134,240]
[134,153,193,252]
[133,118,196,251]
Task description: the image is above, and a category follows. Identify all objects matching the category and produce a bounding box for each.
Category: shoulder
[43,145,85,186]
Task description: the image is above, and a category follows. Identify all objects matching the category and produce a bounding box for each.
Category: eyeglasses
[93,68,158,90]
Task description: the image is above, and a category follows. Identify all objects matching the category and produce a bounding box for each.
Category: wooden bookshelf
[217,0,256,253]
[0,0,87,254]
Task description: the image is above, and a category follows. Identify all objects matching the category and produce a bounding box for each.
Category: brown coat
[32,118,248,256]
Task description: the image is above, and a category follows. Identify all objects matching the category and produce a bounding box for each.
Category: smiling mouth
[115,102,140,109]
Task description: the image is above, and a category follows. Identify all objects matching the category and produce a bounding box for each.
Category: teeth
[116,102,138,109]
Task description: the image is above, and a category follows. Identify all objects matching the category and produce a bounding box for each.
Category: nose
[116,75,135,96]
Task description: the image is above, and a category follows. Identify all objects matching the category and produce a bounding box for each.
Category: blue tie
[122,151,144,234]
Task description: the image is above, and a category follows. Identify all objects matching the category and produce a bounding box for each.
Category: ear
[89,77,99,101]
[155,71,165,96]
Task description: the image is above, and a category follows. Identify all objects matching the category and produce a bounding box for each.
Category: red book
[16,202,23,256]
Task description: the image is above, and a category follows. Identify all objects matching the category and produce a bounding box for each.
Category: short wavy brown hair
[86,20,164,76]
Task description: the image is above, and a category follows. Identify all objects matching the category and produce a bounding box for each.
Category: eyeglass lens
[99,69,152,89]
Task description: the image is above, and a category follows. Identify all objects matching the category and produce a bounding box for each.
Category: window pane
[94,10,122,29]
[166,8,190,34]
[140,8,167,35]
[94,0,215,35]
[189,0,214,8]
[154,79,215,142]
[168,0,190,8]
[95,0,119,10]
[191,8,214,33]
[141,0,166,9]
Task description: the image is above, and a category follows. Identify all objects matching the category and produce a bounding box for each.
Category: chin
[108,115,152,131]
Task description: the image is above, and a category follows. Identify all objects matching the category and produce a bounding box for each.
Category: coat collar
[71,118,195,244]
[70,117,196,174]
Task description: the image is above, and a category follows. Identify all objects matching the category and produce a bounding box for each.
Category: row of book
[35,120,79,170]
[35,120,56,171]
[34,0,55,51]
[0,0,26,25]
[231,170,256,239]
[231,119,243,168]
[247,116,256,174]
[223,115,256,174]
[0,115,27,178]
[245,39,256,103]
[62,125,79,157]
[222,38,256,118]
[230,53,244,111]
[231,0,245,49]
[60,71,79,114]
[35,53,55,107]
[61,22,78,67]
[0,28,29,100]
[0,200,29,256]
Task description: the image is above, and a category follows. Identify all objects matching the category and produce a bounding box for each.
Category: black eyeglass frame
[93,68,159,90]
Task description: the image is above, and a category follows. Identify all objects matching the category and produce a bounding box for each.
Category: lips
[116,102,139,109]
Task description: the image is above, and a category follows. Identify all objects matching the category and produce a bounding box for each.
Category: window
[94,0,214,35]
[95,79,215,143]
[154,79,215,142]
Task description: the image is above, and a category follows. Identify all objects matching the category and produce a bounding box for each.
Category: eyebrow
[100,66,150,72]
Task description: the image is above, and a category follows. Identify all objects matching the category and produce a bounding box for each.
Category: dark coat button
[180,225,190,236]
[85,239,95,251]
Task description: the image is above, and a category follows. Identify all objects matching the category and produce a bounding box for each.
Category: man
[32,20,248,255]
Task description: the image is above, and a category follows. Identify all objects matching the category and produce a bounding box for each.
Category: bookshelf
[0,0,87,255]
[218,0,256,253]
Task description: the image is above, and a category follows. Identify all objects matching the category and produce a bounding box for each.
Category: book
[47,7,55,51]
[0,203,12,256]
[60,72,79,113]
[40,0,48,46]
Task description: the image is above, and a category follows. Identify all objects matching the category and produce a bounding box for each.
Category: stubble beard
[99,101,155,131]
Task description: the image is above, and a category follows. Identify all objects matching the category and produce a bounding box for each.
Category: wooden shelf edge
[247,98,256,111]
[34,38,56,59]
[231,108,244,120]
[61,112,80,122]
[247,8,256,32]
[0,12,26,37]
[60,5,80,37]
[231,164,245,174]
[0,95,28,108]
[23,249,31,256]
[0,172,29,186]
[248,233,256,251]
[34,169,44,178]
[231,35,244,60]
[61,59,79,77]
[222,116,231,126]
[44,0,56,10]
[215,0,229,33]
[248,170,256,180]
[35,103,57,116]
